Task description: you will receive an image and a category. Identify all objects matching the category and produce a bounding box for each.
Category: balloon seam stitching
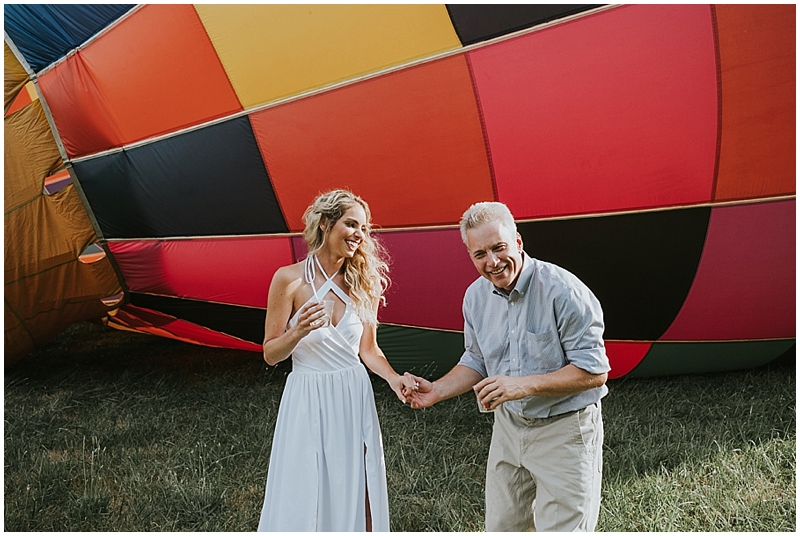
[4,297,37,346]
[4,192,44,217]
[709,4,724,202]
[34,4,145,78]
[3,30,35,76]
[5,257,91,286]
[95,194,797,243]
[65,163,108,243]
[376,323,463,335]
[463,51,499,202]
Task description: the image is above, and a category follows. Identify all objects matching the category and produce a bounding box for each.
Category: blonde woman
[257,190,414,532]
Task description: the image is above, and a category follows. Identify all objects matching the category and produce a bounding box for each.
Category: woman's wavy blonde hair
[302,189,390,326]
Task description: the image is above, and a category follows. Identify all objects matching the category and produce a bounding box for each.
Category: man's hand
[403,365,486,409]
[402,372,438,409]
[389,373,420,404]
[473,366,609,410]
[473,375,532,411]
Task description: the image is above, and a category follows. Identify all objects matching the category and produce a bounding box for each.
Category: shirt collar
[491,253,535,299]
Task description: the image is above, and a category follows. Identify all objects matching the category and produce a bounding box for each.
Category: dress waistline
[290,361,364,375]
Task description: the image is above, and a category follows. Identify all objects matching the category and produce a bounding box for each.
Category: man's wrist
[430,380,446,404]
[524,375,540,398]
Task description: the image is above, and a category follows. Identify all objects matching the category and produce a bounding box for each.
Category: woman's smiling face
[324,204,368,258]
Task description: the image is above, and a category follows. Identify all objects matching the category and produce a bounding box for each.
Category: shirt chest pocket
[523,331,565,374]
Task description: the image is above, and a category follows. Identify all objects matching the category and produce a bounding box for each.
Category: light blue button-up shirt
[457,253,610,418]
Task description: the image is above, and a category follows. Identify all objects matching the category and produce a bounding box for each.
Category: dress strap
[304,255,322,301]
[309,255,353,305]
[314,255,337,282]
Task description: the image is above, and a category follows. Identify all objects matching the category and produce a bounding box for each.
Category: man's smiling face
[465,219,524,293]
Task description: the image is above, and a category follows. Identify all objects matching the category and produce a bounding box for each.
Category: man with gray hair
[404,201,609,531]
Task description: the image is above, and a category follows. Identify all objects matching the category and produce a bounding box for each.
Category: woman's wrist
[386,372,402,385]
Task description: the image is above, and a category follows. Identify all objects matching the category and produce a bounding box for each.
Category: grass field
[4,322,796,531]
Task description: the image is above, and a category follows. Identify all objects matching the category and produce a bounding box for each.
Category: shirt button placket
[510,298,519,375]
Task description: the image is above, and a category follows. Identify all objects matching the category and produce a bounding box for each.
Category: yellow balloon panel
[195,4,462,109]
[4,42,29,111]
[4,102,62,212]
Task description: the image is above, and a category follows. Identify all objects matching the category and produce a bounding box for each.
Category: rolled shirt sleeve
[555,285,611,376]
[457,290,488,378]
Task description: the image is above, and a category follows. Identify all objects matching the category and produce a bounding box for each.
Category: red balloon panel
[713,4,796,201]
[605,341,653,380]
[377,228,477,331]
[470,4,718,219]
[661,200,795,341]
[111,305,261,352]
[108,237,294,309]
[39,4,242,158]
[251,54,494,231]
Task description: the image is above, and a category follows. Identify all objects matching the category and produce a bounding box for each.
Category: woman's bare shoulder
[272,261,305,288]
[272,262,303,294]
[274,261,304,278]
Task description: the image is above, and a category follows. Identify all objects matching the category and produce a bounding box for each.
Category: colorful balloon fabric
[4,5,795,377]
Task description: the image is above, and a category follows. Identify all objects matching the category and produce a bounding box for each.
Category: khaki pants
[485,402,603,532]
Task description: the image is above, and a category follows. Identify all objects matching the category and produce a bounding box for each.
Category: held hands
[398,372,531,411]
[401,372,437,409]
[389,374,420,404]
[473,375,532,411]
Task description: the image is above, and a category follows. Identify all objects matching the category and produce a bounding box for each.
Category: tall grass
[4,322,795,531]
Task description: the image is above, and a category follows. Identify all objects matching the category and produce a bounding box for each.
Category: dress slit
[364,443,372,532]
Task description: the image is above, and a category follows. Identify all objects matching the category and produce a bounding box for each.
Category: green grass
[4,322,795,531]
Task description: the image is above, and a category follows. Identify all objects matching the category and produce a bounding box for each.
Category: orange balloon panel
[38,4,242,158]
[713,4,796,201]
[250,54,494,231]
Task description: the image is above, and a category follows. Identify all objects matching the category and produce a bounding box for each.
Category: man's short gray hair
[459,201,517,244]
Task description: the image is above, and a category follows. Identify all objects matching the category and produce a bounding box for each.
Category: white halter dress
[258,256,390,531]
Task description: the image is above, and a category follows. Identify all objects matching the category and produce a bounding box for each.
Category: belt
[513,402,596,427]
